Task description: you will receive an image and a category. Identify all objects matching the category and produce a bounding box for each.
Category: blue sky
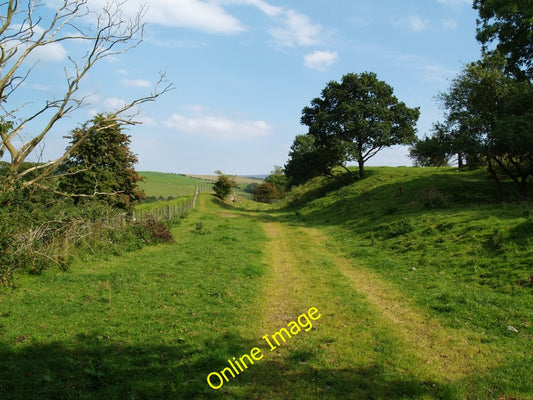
[13,0,481,175]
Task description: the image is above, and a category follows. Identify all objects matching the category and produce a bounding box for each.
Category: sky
[6,0,482,175]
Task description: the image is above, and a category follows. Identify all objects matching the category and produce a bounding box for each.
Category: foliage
[300,72,420,178]
[409,130,452,167]
[0,181,173,286]
[57,114,145,211]
[131,217,174,244]
[264,165,289,193]
[213,170,236,200]
[433,57,533,199]
[284,134,343,186]
[244,182,261,194]
[253,182,284,203]
[474,0,533,80]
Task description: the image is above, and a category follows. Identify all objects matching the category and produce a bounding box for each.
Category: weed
[386,219,414,238]
[413,187,451,209]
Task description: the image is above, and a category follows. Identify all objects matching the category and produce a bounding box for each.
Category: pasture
[0,167,531,399]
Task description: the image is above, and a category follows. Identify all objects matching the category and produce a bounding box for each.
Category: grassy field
[186,174,263,186]
[0,167,531,399]
[138,171,212,198]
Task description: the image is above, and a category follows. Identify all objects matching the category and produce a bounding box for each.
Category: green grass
[0,195,267,399]
[139,171,212,198]
[1,167,531,399]
[279,166,533,398]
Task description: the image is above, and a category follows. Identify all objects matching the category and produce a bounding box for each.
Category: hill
[138,171,211,198]
[283,166,532,291]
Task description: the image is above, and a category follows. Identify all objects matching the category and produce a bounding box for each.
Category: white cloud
[441,19,458,30]
[220,0,283,17]
[121,79,152,88]
[71,0,245,34]
[104,97,128,110]
[163,108,271,139]
[304,50,338,71]
[437,0,470,8]
[388,53,457,83]
[6,24,67,63]
[406,15,429,32]
[269,9,323,47]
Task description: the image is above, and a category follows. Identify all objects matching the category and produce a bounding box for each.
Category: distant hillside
[185,174,263,185]
[138,171,211,198]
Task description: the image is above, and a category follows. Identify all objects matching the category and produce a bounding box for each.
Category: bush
[253,182,285,203]
[132,217,174,244]
[213,171,236,200]
[0,185,174,286]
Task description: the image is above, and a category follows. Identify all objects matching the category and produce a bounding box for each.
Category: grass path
[0,196,527,399]
[234,208,506,399]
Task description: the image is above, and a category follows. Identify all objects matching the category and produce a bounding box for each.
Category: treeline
[264,1,531,202]
[409,0,532,200]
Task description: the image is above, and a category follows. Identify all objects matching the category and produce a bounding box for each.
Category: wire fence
[133,184,212,222]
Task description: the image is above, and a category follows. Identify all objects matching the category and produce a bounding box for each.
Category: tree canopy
[474,0,533,80]
[300,72,420,178]
[57,114,144,210]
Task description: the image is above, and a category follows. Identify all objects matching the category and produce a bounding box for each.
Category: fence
[133,184,212,222]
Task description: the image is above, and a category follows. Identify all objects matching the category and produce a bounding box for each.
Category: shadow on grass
[0,333,460,400]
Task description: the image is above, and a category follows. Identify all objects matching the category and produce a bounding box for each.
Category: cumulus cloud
[163,107,271,139]
[121,79,152,88]
[441,19,458,30]
[406,15,429,32]
[71,0,245,34]
[304,50,338,71]
[269,9,323,48]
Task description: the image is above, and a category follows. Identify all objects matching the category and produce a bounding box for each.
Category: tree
[301,72,420,178]
[409,130,452,167]
[264,165,288,193]
[57,114,144,210]
[433,57,533,199]
[253,182,284,203]
[474,0,533,80]
[0,0,171,193]
[213,170,236,200]
[284,134,344,187]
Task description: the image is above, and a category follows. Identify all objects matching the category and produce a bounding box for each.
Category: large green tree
[58,114,144,210]
[301,72,420,178]
[474,0,533,80]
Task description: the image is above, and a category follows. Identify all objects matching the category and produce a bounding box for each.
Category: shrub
[413,188,451,209]
[253,182,285,203]
[133,217,174,243]
[213,170,236,200]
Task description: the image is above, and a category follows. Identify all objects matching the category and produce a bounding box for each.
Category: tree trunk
[488,160,503,202]
[358,158,365,178]
[519,177,528,201]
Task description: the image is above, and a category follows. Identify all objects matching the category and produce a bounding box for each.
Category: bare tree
[0,0,172,190]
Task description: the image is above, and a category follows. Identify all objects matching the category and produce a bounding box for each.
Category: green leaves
[299,72,420,178]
